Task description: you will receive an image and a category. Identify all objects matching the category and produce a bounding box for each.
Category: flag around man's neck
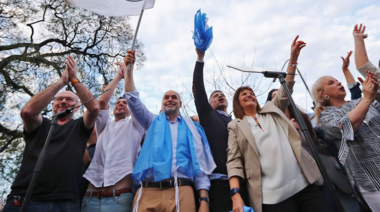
[66,0,155,16]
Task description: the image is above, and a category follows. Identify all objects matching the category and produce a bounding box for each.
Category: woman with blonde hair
[227,36,331,212]
[312,70,380,211]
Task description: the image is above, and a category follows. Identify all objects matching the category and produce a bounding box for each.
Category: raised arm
[271,36,305,111]
[341,51,362,99]
[124,50,136,93]
[66,56,99,129]
[353,24,369,69]
[21,67,69,132]
[347,71,378,132]
[192,48,212,116]
[285,35,306,82]
[124,50,155,130]
[98,63,125,110]
[341,51,355,84]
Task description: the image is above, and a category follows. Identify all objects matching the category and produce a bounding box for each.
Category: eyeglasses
[53,96,78,102]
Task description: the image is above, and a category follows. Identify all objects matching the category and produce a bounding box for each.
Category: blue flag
[192,9,213,53]
[230,206,255,212]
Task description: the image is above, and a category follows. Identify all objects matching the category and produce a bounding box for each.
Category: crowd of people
[1,23,380,212]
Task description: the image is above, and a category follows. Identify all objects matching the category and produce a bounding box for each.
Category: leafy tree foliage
[0,0,145,199]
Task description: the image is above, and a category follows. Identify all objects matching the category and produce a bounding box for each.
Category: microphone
[227,65,289,79]
[51,88,111,119]
[56,109,74,119]
[263,71,287,79]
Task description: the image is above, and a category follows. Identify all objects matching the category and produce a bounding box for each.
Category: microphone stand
[20,88,110,212]
[228,64,344,211]
[276,74,345,212]
[20,109,73,212]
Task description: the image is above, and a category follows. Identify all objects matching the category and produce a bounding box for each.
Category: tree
[0,0,145,199]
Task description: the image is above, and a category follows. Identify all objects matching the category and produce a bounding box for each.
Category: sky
[126,0,380,115]
[1,0,380,201]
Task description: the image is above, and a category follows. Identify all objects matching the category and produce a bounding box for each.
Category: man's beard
[214,103,227,111]
[114,111,128,118]
[164,107,179,116]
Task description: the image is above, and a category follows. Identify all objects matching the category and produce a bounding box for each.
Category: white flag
[66,0,155,16]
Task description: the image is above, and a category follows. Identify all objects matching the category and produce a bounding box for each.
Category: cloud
[128,0,380,114]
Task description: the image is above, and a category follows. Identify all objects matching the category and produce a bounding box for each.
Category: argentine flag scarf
[132,112,216,211]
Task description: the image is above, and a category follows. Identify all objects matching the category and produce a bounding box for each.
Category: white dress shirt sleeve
[95,109,110,136]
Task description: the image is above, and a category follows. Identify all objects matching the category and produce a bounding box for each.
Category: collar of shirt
[165,115,181,124]
[217,110,231,118]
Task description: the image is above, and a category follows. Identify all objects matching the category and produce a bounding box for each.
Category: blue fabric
[349,82,362,100]
[82,193,133,212]
[193,9,213,53]
[230,206,255,212]
[132,112,210,182]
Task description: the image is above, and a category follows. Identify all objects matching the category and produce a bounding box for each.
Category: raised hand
[290,35,306,63]
[65,55,78,82]
[196,48,205,61]
[359,71,379,102]
[60,66,69,86]
[124,50,136,66]
[353,24,368,40]
[341,51,353,71]
[115,62,127,78]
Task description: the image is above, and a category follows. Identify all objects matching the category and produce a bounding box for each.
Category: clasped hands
[60,55,79,86]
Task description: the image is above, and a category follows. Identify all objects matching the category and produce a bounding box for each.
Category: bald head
[52,91,80,115]
[162,90,182,116]
[55,91,79,102]
[162,90,181,101]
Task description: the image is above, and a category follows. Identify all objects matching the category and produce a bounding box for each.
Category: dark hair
[267,88,314,137]
[266,89,278,102]
[233,86,261,119]
[287,104,315,137]
[209,90,224,102]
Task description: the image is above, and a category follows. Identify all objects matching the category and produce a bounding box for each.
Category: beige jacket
[226,81,321,212]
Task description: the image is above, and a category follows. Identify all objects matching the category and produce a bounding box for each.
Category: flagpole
[127,1,145,71]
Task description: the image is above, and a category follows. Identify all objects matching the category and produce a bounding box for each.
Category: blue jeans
[2,196,80,212]
[81,192,133,212]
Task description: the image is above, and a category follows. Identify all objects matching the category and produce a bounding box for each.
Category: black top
[9,117,92,201]
[193,61,231,175]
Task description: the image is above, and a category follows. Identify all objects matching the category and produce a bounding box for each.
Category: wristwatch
[230,187,240,197]
[199,197,209,204]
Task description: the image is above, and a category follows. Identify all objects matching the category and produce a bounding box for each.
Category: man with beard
[3,56,99,212]
[192,48,250,212]
[123,50,216,212]
[82,61,145,212]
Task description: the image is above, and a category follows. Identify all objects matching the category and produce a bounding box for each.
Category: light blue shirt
[216,110,231,118]
[124,90,210,190]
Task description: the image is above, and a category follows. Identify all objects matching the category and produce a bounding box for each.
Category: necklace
[253,116,264,131]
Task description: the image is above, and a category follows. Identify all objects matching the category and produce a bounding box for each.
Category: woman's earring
[324,95,329,100]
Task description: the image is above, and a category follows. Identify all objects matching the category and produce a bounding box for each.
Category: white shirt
[246,114,308,204]
[83,109,145,187]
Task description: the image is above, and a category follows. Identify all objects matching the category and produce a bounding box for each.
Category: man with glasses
[2,56,99,212]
